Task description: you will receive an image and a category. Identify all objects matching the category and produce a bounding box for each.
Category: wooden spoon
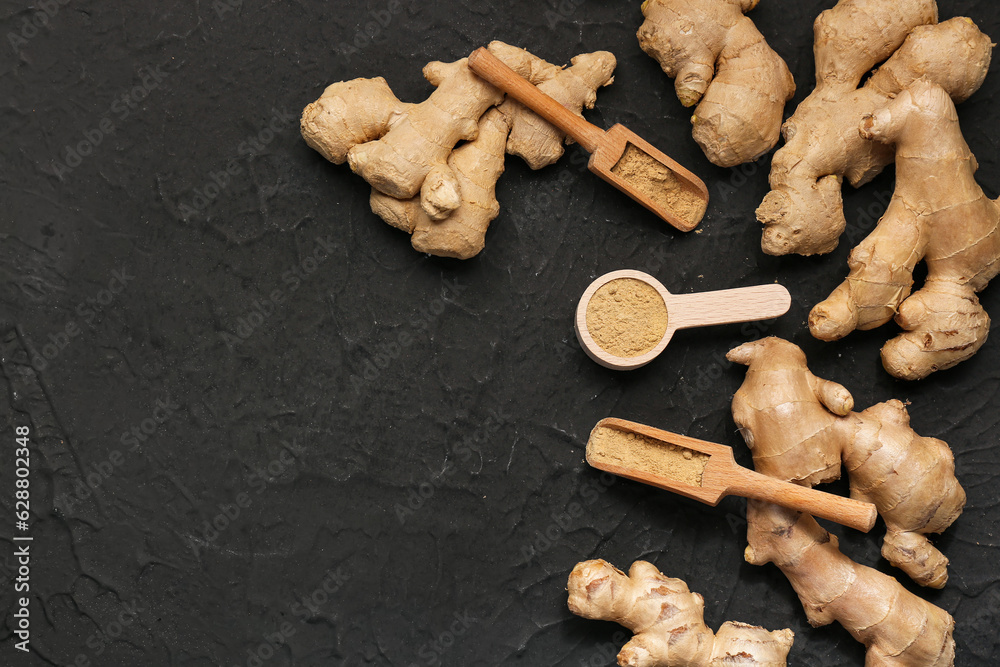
[575,269,791,370]
[588,417,878,533]
[468,47,709,232]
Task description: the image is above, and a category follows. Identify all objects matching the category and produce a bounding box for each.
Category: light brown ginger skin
[302,42,615,259]
[300,77,410,166]
[850,400,965,588]
[758,14,992,256]
[568,559,794,666]
[745,502,956,666]
[300,57,499,222]
[755,0,937,255]
[637,0,795,167]
[370,108,511,259]
[491,42,616,169]
[347,57,501,207]
[809,80,1000,380]
[368,45,616,259]
[728,337,965,588]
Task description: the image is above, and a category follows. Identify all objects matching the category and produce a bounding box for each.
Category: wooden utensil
[468,47,709,232]
[575,269,791,370]
[588,417,878,533]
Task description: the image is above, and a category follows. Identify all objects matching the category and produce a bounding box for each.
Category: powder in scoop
[589,425,709,487]
[611,143,706,227]
[586,278,668,357]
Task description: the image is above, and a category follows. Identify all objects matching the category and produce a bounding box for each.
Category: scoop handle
[468,47,605,153]
[666,284,791,331]
[728,467,878,533]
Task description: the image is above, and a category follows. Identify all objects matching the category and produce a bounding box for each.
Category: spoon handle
[468,47,606,153]
[726,466,878,533]
[666,284,791,331]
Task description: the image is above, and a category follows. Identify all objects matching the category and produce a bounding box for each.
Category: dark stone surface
[1,1,998,665]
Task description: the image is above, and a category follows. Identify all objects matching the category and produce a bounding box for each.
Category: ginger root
[568,559,794,666]
[302,42,615,259]
[370,108,511,259]
[492,43,617,169]
[728,337,965,588]
[756,0,992,256]
[301,57,500,220]
[745,502,955,666]
[808,79,1000,379]
[637,0,795,167]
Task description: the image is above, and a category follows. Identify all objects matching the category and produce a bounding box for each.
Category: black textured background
[1,1,999,665]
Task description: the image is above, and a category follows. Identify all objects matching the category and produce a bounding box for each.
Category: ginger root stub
[638,0,795,167]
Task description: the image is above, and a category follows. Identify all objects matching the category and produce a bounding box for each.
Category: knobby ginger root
[637,0,795,167]
[757,0,937,255]
[302,42,615,259]
[568,559,794,666]
[756,0,992,256]
[728,337,965,588]
[370,108,511,259]
[301,60,494,222]
[809,79,1000,379]
[745,502,955,666]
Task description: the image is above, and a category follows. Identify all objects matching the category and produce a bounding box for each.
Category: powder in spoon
[586,277,668,358]
[611,143,706,227]
[589,425,709,487]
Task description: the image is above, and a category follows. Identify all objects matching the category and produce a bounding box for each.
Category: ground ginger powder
[590,425,709,487]
[586,278,668,357]
[611,143,706,227]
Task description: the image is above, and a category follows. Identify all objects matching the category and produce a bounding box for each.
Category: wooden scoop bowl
[468,47,709,231]
[588,417,878,533]
[575,270,791,370]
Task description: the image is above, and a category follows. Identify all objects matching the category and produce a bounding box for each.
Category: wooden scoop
[468,47,709,232]
[575,270,791,370]
[588,417,878,533]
